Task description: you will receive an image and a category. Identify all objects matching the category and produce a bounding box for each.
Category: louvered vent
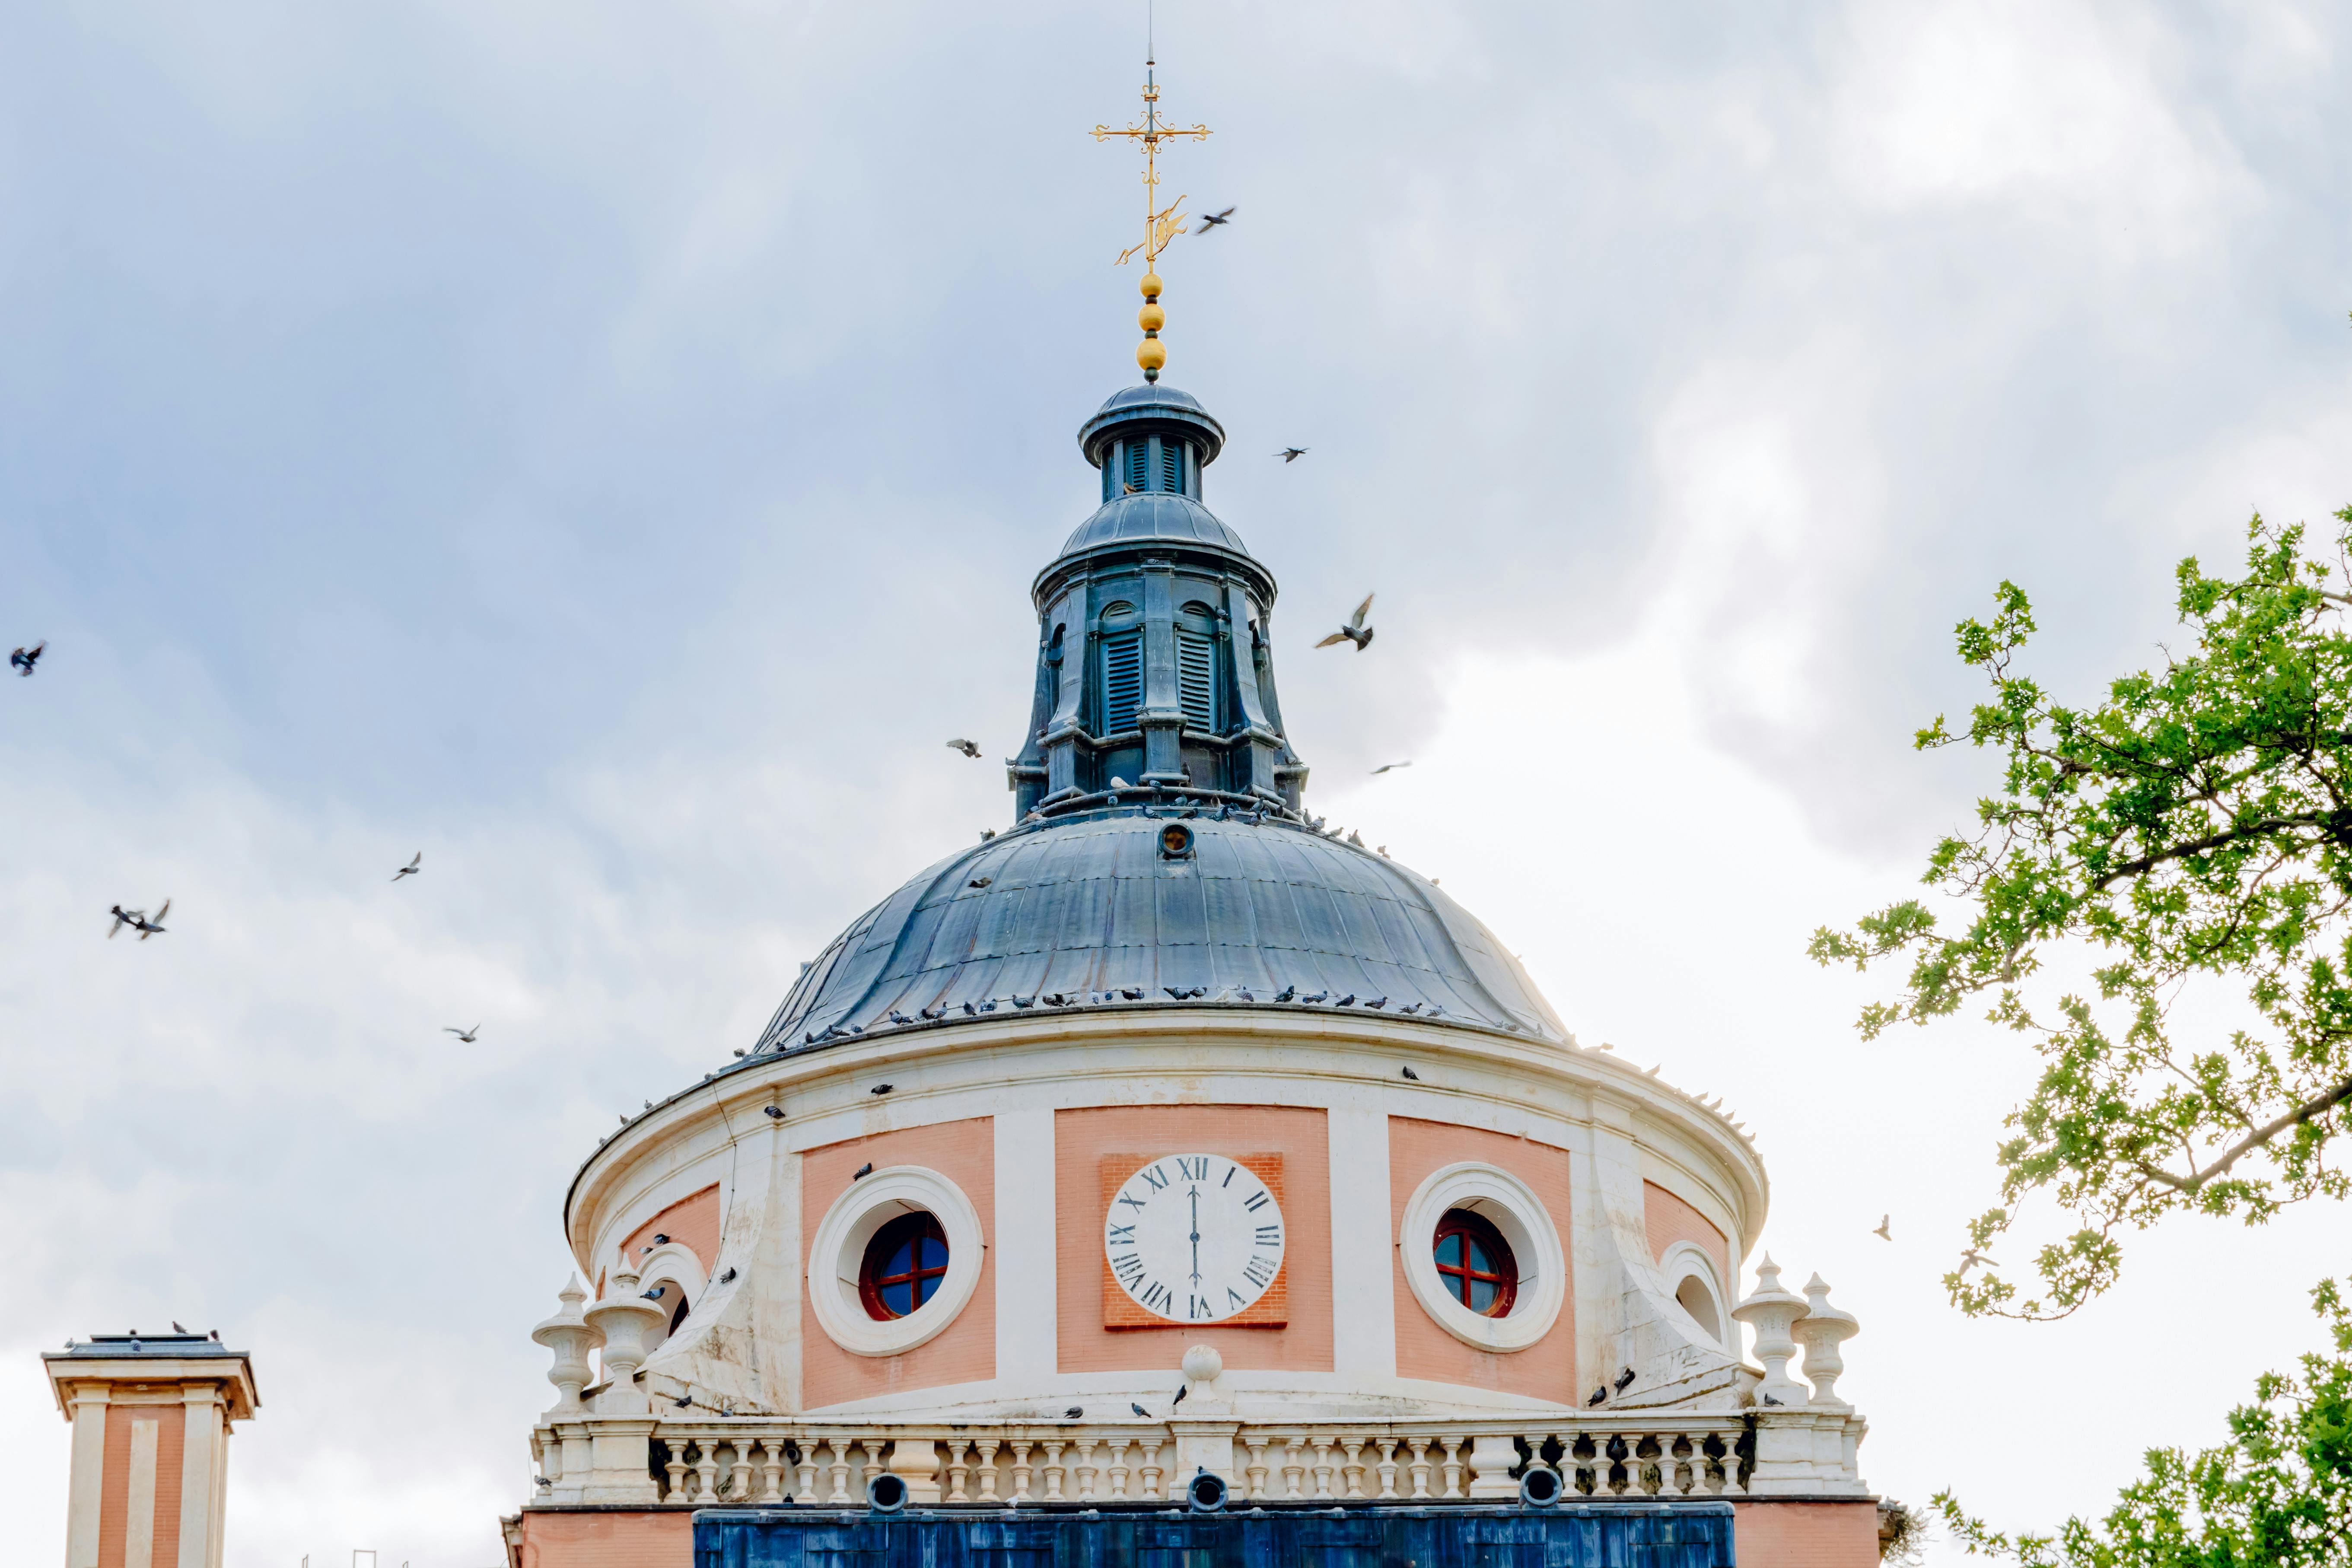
[1177,630,1216,729]
[1126,442,1150,493]
[1162,441,1184,495]
[1101,633,1143,734]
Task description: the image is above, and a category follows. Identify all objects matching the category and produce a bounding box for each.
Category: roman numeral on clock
[1141,1281,1172,1311]
[1242,1257,1274,1288]
[1177,1156,1209,1180]
[1141,1164,1169,1191]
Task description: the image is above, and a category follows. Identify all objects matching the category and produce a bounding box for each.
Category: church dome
[1052,491,1253,567]
[749,809,1569,1056]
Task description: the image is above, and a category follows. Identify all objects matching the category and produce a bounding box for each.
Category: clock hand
[1189,1186,1201,1285]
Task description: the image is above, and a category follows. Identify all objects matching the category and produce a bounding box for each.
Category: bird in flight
[444,1024,481,1043]
[1370,761,1412,776]
[1196,207,1235,231]
[1314,594,1376,652]
[391,852,421,882]
[109,901,170,940]
[946,738,982,759]
[1957,1248,1996,1274]
[1275,447,1308,462]
[1872,1215,1891,1241]
[10,640,45,676]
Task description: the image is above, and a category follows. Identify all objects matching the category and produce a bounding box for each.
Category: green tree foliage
[1935,1276,2352,1566]
[1811,512,2352,1318]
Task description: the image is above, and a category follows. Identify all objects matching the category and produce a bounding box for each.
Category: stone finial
[581,1264,666,1415]
[1729,1254,1810,1408]
[1792,1272,1860,1408]
[1180,1343,1225,1408]
[531,1276,603,1417]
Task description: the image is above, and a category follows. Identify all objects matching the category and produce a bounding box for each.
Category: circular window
[1159,823,1194,858]
[1398,1161,1566,1352]
[1434,1209,1516,1317]
[860,1212,950,1320]
[807,1165,986,1357]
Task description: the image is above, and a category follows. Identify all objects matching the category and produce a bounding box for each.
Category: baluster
[1041,1439,1067,1501]
[758,1438,784,1504]
[1138,1439,1165,1501]
[1009,1439,1034,1501]
[1438,1436,1464,1500]
[946,1441,971,1503]
[723,1440,749,1500]
[1340,1436,1368,1499]
[827,1437,853,1504]
[1719,1425,1748,1497]
[692,1441,720,1504]
[793,1437,818,1503]
[1107,1437,1132,1499]
[1281,1435,1308,1499]
[1309,1435,1336,1499]
[663,1441,688,1502]
[1669,1432,1696,1497]
[1405,1437,1431,1498]
[1074,1438,1101,1500]
[975,1438,1002,1502]
[1242,1436,1272,1501]
[1374,1438,1398,1498]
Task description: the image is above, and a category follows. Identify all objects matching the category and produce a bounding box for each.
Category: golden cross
[1093,59,1210,271]
[1094,49,1209,382]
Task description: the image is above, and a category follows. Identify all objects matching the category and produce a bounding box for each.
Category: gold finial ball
[1136,337,1168,373]
[1138,301,1166,332]
[1139,271,1163,301]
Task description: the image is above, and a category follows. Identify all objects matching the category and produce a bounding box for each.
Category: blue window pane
[1467,1238,1493,1274]
[882,1280,912,1315]
[887,1240,916,1277]
[1470,1279,1497,1313]
[920,1236,949,1269]
[1435,1234,1461,1268]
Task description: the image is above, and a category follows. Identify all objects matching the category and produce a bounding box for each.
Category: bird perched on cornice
[1587,1385,1607,1407]
[1615,1367,1636,1393]
[947,738,982,758]
[1315,594,1375,652]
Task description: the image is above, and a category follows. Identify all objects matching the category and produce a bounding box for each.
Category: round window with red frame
[859,1211,951,1321]
[1433,1207,1516,1317]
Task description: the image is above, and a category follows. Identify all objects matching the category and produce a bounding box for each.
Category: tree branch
[2131,1074,2352,1194]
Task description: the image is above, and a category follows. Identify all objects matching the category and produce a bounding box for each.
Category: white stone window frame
[806,1165,985,1358]
[1659,1241,1730,1349]
[1398,1161,1566,1352]
[633,1243,709,1347]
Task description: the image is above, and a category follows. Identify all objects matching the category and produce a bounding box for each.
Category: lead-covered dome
[749,810,1568,1055]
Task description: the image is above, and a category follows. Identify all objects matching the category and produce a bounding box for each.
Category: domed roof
[749,810,1569,1055]
[1053,491,1253,564]
[1077,383,1226,467]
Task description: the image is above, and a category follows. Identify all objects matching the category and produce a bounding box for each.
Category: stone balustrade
[528,1407,1877,1510]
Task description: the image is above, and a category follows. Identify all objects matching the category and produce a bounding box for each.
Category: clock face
[1105,1153,1285,1323]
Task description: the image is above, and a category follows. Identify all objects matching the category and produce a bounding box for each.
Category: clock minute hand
[1188,1186,1201,1285]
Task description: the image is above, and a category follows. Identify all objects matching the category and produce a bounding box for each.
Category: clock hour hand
[1189,1186,1201,1285]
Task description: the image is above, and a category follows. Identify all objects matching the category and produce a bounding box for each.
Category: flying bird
[1369,761,1412,776]
[1275,447,1308,462]
[11,640,45,676]
[110,900,170,940]
[1314,594,1375,652]
[443,1024,481,1043]
[1872,1215,1891,1241]
[947,738,982,759]
[1958,1248,1996,1274]
[1196,207,1235,230]
[1131,1403,1152,1419]
[391,852,421,881]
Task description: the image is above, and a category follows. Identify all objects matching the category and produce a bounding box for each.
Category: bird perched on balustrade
[1315,595,1375,651]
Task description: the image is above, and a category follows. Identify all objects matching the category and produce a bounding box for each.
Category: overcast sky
[4,2,2350,1563]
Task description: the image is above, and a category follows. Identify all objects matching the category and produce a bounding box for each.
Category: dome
[1052,491,1254,564]
[748,809,1569,1056]
[1077,383,1225,466]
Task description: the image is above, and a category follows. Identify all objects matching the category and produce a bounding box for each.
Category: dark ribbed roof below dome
[1054,492,1252,563]
[751,811,1568,1054]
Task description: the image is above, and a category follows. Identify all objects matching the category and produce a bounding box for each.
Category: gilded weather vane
[1093,17,1209,384]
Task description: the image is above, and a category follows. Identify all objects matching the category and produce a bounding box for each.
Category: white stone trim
[1326,1105,1396,1377]
[993,1108,1057,1382]
[806,1166,984,1357]
[1658,1241,1729,1348]
[1398,1161,1566,1352]
[634,1243,708,1341]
